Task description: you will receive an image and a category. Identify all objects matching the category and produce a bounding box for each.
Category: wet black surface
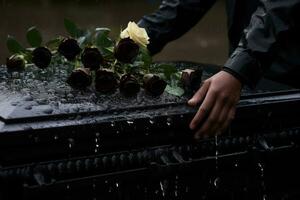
[0,61,294,124]
[0,61,300,200]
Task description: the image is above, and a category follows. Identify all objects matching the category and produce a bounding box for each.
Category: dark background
[0,0,228,65]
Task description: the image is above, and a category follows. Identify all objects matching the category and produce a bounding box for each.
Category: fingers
[188,71,242,140]
[194,99,224,139]
[189,86,216,130]
[195,100,231,139]
[220,106,236,133]
[188,81,210,107]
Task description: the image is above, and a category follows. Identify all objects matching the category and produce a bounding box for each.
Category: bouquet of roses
[5,19,202,97]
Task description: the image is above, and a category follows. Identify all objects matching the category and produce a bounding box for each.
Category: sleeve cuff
[224,48,263,89]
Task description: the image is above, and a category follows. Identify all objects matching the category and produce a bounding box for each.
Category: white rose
[120,21,150,47]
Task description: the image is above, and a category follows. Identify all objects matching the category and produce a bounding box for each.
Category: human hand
[188,70,242,139]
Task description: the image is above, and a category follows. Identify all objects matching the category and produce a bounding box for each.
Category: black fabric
[139,0,300,89]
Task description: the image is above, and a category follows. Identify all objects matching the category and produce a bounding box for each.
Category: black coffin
[0,61,300,200]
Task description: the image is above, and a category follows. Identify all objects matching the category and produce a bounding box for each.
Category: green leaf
[159,64,178,80]
[104,46,114,53]
[64,18,81,38]
[6,35,25,54]
[96,33,113,47]
[95,31,114,56]
[26,26,42,47]
[77,30,92,48]
[95,27,111,35]
[45,37,63,51]
[165,85,185,97]
[139,47,152,69]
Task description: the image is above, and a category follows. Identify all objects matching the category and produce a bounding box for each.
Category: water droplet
[11,101,19,106]
[149,119,155,125]
[213,177,221,189]
[68,138,75,150]
[36,98,47,105]
[127,120,134,126]
[215,135,219,172]
[95,133,100,153]
[67,94,74,99]
[24,105,32,110]
[43,107,53,114]
[54,135,59,140]
[110,122,115,127]
[166,117,172,127]
[23,95,33,101]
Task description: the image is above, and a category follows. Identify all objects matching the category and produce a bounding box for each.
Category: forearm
[224,0,300,88]
[138,0,217,55]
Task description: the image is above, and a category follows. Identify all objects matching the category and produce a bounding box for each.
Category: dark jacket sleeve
[138,0,217,55]
[223,0,300,88]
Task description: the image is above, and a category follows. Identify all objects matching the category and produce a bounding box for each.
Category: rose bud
[119,74,140,96]
[114,38,139,63]
[143,74,167,96]
[66,68,92,90]
[58,38,81,61]
[81,47,103,71]
[181,68,203,92]
[95,69,119,93]
[32,47,52,69]
[6,54,26,71]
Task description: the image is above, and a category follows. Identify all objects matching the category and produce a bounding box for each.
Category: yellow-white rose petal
[120,21,149,47]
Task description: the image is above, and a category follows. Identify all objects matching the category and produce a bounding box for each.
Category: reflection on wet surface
[0,0,228,65]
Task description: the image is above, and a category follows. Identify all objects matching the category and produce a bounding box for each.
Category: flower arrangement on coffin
[5,19,202,97]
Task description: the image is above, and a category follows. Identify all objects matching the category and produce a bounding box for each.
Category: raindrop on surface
[36,99,48,105]
[66,184,71,193]
[10,101,19,106]
[94,133,100,153]
[43,107,53,114]
[54,135,59,140]
[68,138,75,150]
[72,107,79,113]
[166,117,173,127]
[67,94,74,99]
[127,120,134,126]
[213,177,221,189]
[149,118,155,125]
[24,105,32,110]
[23,95,33,101]
[110,122,115,127]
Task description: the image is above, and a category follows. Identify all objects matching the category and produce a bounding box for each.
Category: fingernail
[188,99,194,105]
[189,123,195,130]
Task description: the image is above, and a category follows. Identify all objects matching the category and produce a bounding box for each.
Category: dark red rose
[66,68,92,90]
[95,69,119,93]
[143,74,167,96]
[6,54,26,72]
[58,38,81,61]
[181,68,203,92]
[81,47,103,71]
[32,47,52,69]
[119,74,140,96]
[114,38,139,63]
